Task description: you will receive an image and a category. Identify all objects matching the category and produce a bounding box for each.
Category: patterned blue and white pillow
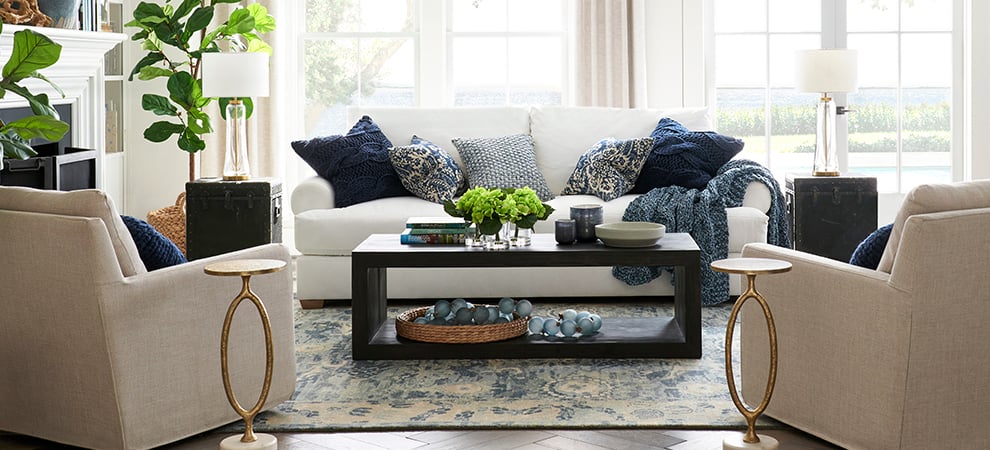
[561,137,654,201]
[452,134,555,201]
[388,135,466,203]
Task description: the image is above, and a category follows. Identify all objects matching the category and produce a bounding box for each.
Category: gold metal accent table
[204,259,286,450]
[710,257,792,450]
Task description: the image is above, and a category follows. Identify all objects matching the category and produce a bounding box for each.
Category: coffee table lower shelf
[362,316,696,360]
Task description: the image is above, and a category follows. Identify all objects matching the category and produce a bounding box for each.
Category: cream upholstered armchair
[739,180,990,449]
[0,186,296,450]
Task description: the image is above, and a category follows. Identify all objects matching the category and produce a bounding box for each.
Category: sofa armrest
[741,181,772,213]
[291,175,334,214]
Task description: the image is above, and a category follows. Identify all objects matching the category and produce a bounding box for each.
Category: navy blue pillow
[849,224,893,270]
[631,118,745,192]
[121,215,187,271]
[291,116,411,208]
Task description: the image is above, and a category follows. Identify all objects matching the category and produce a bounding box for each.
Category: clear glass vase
[464,224,484,247]
[483,223,511,250]
[509,223,532,247]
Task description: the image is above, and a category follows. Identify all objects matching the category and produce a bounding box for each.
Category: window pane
[902,33,951,87]
[847,0,898,32]
[452,37,508,106]
[303,38,415,136]
[769,34,820,87]
[768,0,819,32]
[848,88,898,192]
[306,0,412,33]
[716,88,767,161]
[715,35,767,87]
[714,0,766,33]
[902,0,952,32]
[770,88,819,175]
[452,0,507,32]
[508,37,562,105]
[508,0,563,32]
[849,33,898,87]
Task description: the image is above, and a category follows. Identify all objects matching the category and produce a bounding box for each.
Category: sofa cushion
[453,133,555,201]
[388,135,466,203]
[121,215,188,271]
[0,186,146,276]
[291,115,410,208]
[877,179,990,273]
[560,137,653,201]
[850,224,893,270]
[632,118,745,192]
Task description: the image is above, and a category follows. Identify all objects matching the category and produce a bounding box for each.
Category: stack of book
[401,217,474,244]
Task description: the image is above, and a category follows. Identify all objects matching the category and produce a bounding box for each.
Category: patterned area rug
[238,301,778,432]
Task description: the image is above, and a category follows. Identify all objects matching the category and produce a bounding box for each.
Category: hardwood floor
[0,427,841,449]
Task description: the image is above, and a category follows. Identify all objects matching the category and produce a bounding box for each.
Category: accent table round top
[710,257,792,276]
[204,259,286,277]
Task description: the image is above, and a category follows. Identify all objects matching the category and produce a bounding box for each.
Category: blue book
[400,229,467,244]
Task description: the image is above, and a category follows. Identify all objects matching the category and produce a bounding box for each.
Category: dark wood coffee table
[351,232,701,360]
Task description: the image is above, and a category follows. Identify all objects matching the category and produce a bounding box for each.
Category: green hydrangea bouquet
[443,187,554,237]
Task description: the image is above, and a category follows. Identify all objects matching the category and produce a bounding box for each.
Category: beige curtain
[574,0,648,108]
[200,0,283,180]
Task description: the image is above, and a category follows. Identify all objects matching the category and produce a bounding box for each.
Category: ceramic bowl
[594,222,666,248]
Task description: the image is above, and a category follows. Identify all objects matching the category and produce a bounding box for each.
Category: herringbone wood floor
[1,428,841,449]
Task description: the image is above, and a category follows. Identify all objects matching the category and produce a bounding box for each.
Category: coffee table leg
[351,258,387,360]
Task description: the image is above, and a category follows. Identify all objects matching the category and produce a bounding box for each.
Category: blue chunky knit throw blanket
[612,159,790,305]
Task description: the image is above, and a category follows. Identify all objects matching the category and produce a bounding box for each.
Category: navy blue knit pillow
[632,118,745,192]
[121,215,187,271]
[849,223,893,270]
[291,116,411,208]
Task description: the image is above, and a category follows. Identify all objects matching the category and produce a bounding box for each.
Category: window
[713,0,959,193]
[296,0,569,138]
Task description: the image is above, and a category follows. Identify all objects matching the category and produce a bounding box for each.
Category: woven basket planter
[395,305,528,344]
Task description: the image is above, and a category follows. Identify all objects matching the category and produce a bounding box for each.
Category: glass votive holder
[555,218,576,245]
[570,204,603,243]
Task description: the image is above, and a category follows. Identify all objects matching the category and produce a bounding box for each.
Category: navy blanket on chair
[612,159,790,305]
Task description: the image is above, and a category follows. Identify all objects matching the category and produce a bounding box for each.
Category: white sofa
[292,106,774,307]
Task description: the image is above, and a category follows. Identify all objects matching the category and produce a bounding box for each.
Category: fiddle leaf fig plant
[0,22,70,166]
[125,0,275,178]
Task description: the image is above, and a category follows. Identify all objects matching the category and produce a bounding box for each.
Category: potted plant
[444,187,553,248]
[0,23,70,173]
[125,0,275,181]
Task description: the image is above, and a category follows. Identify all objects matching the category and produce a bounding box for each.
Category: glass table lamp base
[221,433,277,450]
[723,433,779,450]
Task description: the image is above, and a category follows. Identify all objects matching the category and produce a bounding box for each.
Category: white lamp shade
[795,49,858,94]
[201,52,271,98]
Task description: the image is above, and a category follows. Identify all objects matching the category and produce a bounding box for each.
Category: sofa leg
[299,299,326,309]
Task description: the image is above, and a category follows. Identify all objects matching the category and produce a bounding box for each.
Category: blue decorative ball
[515,299,533,317]
[528,316,545,334]
[498,297,516,315]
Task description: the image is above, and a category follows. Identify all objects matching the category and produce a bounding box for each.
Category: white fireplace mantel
[0,25,125,190]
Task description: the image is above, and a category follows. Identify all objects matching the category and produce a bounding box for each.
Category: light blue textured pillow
[388,135,466,203]
[561,137,654,201]
[452,134,554,201]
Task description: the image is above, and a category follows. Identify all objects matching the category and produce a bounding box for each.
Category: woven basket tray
[396,306,529,344]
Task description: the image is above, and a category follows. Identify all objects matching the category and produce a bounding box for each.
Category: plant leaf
[246,3,276,33]
[212,0,243,4]
[171,0,199,20]
[177,128,205,153]
[142,94,179,116]
[246,39,273,55]
[166,71,197,109]
[138,66,174,81]
[0,135,37,160]
[2,115,68,142]
[128,52,164,81]
[1,83,58,118]
[185,6,214,34]
[23,71,64,98]
[144,121,185,142]
[186,108,213,134]
[3,30,62,82]
[227,8,256,34]
[132,2,166,23]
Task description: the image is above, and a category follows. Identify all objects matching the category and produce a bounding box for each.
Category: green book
[405,216,471,229]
